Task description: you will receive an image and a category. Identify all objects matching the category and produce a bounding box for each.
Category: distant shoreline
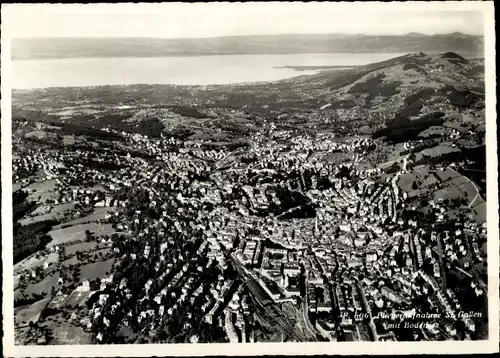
[274,65,358,71]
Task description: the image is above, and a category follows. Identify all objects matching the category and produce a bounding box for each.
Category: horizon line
[12,31,484,41]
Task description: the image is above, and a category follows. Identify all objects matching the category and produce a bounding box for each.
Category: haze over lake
[12,53,406,89]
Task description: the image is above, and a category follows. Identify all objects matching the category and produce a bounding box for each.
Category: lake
[12,53,406,89]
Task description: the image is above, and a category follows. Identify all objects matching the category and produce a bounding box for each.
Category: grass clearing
[117,324,137,340]
[65,241,99,256]
[25,130,48,139]
[397,172,419,192]
[61,256,79,267]
[47,223,116,247]
[471,201,486,224]
[434,167,485,222]
[435,167,457,182]
[322,152,352,164]
[19,203,75,226]
[377,156,404,170]
[14,252,58,276]
[413,165,431,177]
[63,290,94,308]
[79,258,114,282]
[47,294,69,309]
[18,272,60,299]
[54,207,116,228]
[442,120,469,133]
[14,297,51,326]
[433,186,463,202]
[448,176,478,198]
[25,179,58,203]
[50,321,93,344]
[408,188,432,199]
[417,126,450,138]
[414,144,460,162]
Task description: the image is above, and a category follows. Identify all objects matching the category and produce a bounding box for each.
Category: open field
[31,204,54,216]
[61,256,79,267]
[14,297,52,326]
[47,294,69,309]
[13,183,23,192]
[420,174,439,188]
[19,203,75,226]
[48,318,93,344]
[470,201,486,224]
[25,130,48,139]
[434,167,459,182]
[65,241,99,256]
[14,252,58,276]
[25,179,59,203]
[433,186,463,201]
[397,172,419,192]
[414,144,460,162]
[433,167,486,223]
[418,126,451,138]
[323,151,354,164]
[54,207,116,228]
[47,223,116,247]
[401,164,485,222]
[52,107,104,116]
[16,272,61,300]
[377,156,405,170]
[63,290,94,307]
[117,324,137,341]
[412,165,433,180]
[435,167,483,201]
[79,258,115,281]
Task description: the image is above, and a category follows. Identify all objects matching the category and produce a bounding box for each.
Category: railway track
[230,254,308,341]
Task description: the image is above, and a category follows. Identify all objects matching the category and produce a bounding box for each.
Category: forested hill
[12,33,483,59]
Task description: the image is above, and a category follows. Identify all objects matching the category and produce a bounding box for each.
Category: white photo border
[1,1,498,356]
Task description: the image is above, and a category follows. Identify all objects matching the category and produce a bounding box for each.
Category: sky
[3,2,486,39]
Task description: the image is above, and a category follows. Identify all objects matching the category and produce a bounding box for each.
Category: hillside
[12,51,486,186]
[12,33,484,59]
[12,52,485,139]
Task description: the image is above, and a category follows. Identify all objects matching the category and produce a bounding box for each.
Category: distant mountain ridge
[12,33,484,59]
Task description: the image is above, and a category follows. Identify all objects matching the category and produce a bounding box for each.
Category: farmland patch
[25,179,58,203]
[14,252,58,276]
[54,207,116,228]
[21,272,60,298]
[65,242,98,256]
[47,223,115,247]
[14,297,52,326]
[63,290,95,308]
[79,258,115,282]
[50,320,93,345]
[20,203,75,226]
[397,172,419,192]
